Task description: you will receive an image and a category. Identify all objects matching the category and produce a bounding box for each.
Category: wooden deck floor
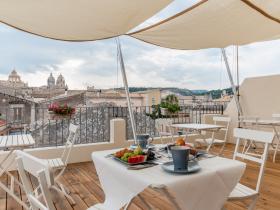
[1,144,280,210]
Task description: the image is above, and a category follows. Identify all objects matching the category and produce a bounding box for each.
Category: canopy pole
[236,46,241,127]
[116,38,137,143]
[221,48,243,116]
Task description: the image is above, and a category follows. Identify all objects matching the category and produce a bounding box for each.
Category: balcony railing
[0,105,223,147]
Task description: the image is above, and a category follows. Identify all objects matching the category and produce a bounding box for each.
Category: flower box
[48,103,75,120]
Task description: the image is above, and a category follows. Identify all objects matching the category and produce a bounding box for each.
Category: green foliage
[146,104,162,120]
[161,94,180,113]
[208,88,233,99]
[165,94,179,104]
[146,94,180,119]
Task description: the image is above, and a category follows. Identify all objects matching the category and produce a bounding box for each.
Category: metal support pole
[221,48,243,116]
[116,38,137,143]
[236,46,241,127]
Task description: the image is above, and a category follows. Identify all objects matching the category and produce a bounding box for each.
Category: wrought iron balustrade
[0,105,223,147]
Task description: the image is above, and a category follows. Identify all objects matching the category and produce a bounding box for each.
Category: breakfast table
[89,149,246,210]
[171,123,225,151]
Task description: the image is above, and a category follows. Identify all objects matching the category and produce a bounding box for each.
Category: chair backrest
[155,118,173,133]
[61,123,78,164]
[272,113,280,119]
[212,116,231,141]
[233,128,274,192]
[15,150,56,210]
[239,116,259,127]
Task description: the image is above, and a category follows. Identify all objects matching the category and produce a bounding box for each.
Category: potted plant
[48,103,75,120]
[160,102,169,116]
[160,94,180,117]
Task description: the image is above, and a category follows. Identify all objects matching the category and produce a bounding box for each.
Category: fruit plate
[110,154,150,166]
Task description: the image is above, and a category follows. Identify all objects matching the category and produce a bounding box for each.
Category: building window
[152,97,156,105]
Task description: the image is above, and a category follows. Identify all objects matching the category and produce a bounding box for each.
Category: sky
[0,0,280,91]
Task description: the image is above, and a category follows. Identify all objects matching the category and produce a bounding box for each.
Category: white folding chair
[271,114,280,162]
[239,116,260,156]
[16,150,56,210]
[195,116,231,154]
[155,119,174,144]
[227,128,274,210]
[44,123,78,204]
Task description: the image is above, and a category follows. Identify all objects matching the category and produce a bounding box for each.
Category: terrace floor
[1,144,280,210]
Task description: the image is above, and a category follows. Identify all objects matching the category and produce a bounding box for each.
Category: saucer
[161,160,201,174]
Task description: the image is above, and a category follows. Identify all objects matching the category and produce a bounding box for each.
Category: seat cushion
[47,158,65,169]
[195,138,225,145]
[229,183,258,200]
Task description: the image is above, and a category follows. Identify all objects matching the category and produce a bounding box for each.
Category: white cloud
[0,0,280,91]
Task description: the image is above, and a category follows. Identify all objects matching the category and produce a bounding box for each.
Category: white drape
[0,0,172,41]
[130,0,280,50]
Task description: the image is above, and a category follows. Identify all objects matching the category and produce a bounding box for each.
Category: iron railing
[0,105,223,147]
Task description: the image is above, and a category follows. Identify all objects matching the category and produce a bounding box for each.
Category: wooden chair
[155,119,174,144]
[227,128,274,210]
[44,123,78,204]
[15,150,56,210]
[195,116,231,154]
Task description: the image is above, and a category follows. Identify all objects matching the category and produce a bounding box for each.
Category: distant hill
[123,87,232,99]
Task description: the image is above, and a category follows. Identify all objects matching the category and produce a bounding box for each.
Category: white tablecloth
[91,149,246,210]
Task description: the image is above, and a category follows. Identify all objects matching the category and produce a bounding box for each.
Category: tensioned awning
[0,0,172,41]
[129,0,280,50]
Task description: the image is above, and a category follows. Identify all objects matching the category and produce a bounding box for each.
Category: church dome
[8,69,22,83]
[56,74,66,88]
[47,73,55,88]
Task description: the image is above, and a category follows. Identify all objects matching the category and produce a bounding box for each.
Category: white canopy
[0,0,172,41]
[130,0,280,50]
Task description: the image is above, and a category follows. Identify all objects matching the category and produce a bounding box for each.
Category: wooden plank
[25,134,35,145]
[3,144,280,210]
[0,135,7,148]
[59,174,89,210]
[12,135,19,147]
[17,136,24,147]
[20,135,33,147]
[5,135,13,148]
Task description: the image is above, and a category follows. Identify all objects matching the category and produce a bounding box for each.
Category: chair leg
[206,140,214,153]
[244,140,252,154]
[242,139,248,155]
[56,180,70,194]
[52,185,76,205]
[248,195,258,210]
[218,142,226,156]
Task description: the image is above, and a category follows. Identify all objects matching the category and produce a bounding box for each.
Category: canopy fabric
[251,0,280,19]
[0,0,172,41]
[129,0,280,50]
